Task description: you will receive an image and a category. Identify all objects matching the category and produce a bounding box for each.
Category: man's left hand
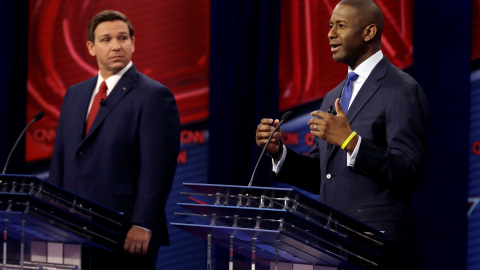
[308,98,357,151]
[123,226,152,255]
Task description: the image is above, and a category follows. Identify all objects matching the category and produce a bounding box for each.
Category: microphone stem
[248,120,284,187]
[2,119,35,174]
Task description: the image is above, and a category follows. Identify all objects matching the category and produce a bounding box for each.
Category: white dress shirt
[86,61,133,117]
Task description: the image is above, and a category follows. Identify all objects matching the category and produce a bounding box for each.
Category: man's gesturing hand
[255,118,283,161]
[308,98,358,153]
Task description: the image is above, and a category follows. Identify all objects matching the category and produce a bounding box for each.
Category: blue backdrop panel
[208,0,281,187]
[469,68,480,270]
[157,126,209,269]
[413,0,471,269]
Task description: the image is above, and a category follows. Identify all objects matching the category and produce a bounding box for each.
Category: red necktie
[86,81,107,135]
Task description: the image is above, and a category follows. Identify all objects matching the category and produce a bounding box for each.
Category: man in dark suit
[256,0,428,269]
[49,10,180,269]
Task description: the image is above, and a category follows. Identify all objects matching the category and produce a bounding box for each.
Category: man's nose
[111,39,121,50]
[328,27,336,39]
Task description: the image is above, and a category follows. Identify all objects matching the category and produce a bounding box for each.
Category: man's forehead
[330,4,359,22]
[95,20,129,34]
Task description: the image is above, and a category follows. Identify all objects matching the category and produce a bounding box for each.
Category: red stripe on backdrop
[26,0,210,162]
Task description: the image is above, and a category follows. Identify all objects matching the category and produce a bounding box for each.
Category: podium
[172,183,385,270]
[0,174,129,269]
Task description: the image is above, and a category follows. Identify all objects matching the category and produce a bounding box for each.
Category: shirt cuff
[133,225,152,233]
[346,135,362,167]
[272,144,287,174]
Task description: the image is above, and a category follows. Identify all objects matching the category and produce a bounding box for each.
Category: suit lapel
[73,78,97,142]
[325,57,390,162]
[346,57,389,123]
[83,66,138,141]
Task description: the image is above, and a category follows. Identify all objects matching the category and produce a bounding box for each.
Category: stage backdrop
[25,0,415,165]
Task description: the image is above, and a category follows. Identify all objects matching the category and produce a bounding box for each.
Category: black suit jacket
[275,57,429,268]
[49,65,180,252]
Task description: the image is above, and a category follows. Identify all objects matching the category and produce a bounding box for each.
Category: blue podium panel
[172,183,384,270]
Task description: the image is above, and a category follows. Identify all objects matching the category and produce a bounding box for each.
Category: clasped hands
[255,98,358,156]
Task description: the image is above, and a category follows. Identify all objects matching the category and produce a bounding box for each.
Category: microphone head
[34,111,45,121]
[281,111,293,123]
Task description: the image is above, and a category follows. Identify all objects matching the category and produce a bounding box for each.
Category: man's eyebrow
[97,31,129,38]
[330,19,347,24]
[98,33,111,38]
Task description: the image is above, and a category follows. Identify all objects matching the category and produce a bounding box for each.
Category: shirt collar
[96,61,133,91]
[348,50,383,80]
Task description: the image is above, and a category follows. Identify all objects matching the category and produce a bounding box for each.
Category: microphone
[248,111,293,187]
[327,105,337,115]
[100,99,106,106]
[2,111,44,174]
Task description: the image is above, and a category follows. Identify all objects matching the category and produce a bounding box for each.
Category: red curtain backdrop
[26,0,210,162]
[279,0,414,111]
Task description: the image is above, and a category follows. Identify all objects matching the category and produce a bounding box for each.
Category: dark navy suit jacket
[275,57,429,268]
[49,65,180,251]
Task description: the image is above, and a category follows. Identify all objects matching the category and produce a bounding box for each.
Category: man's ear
[364,24,377,42]
[131,36,135,53]
[86,40,96,57]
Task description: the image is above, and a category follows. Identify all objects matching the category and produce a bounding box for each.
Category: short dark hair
[87,10,134,42]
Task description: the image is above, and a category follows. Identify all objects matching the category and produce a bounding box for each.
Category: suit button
[78,152,83,155]
[326,173,332,179]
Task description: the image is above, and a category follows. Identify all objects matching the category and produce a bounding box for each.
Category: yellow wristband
[341,131,357,150]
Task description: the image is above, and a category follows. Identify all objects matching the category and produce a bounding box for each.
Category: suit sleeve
[353,82,429,193]
[130,86,180,230]
[272,93,334,194]
[274,142,322,194]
